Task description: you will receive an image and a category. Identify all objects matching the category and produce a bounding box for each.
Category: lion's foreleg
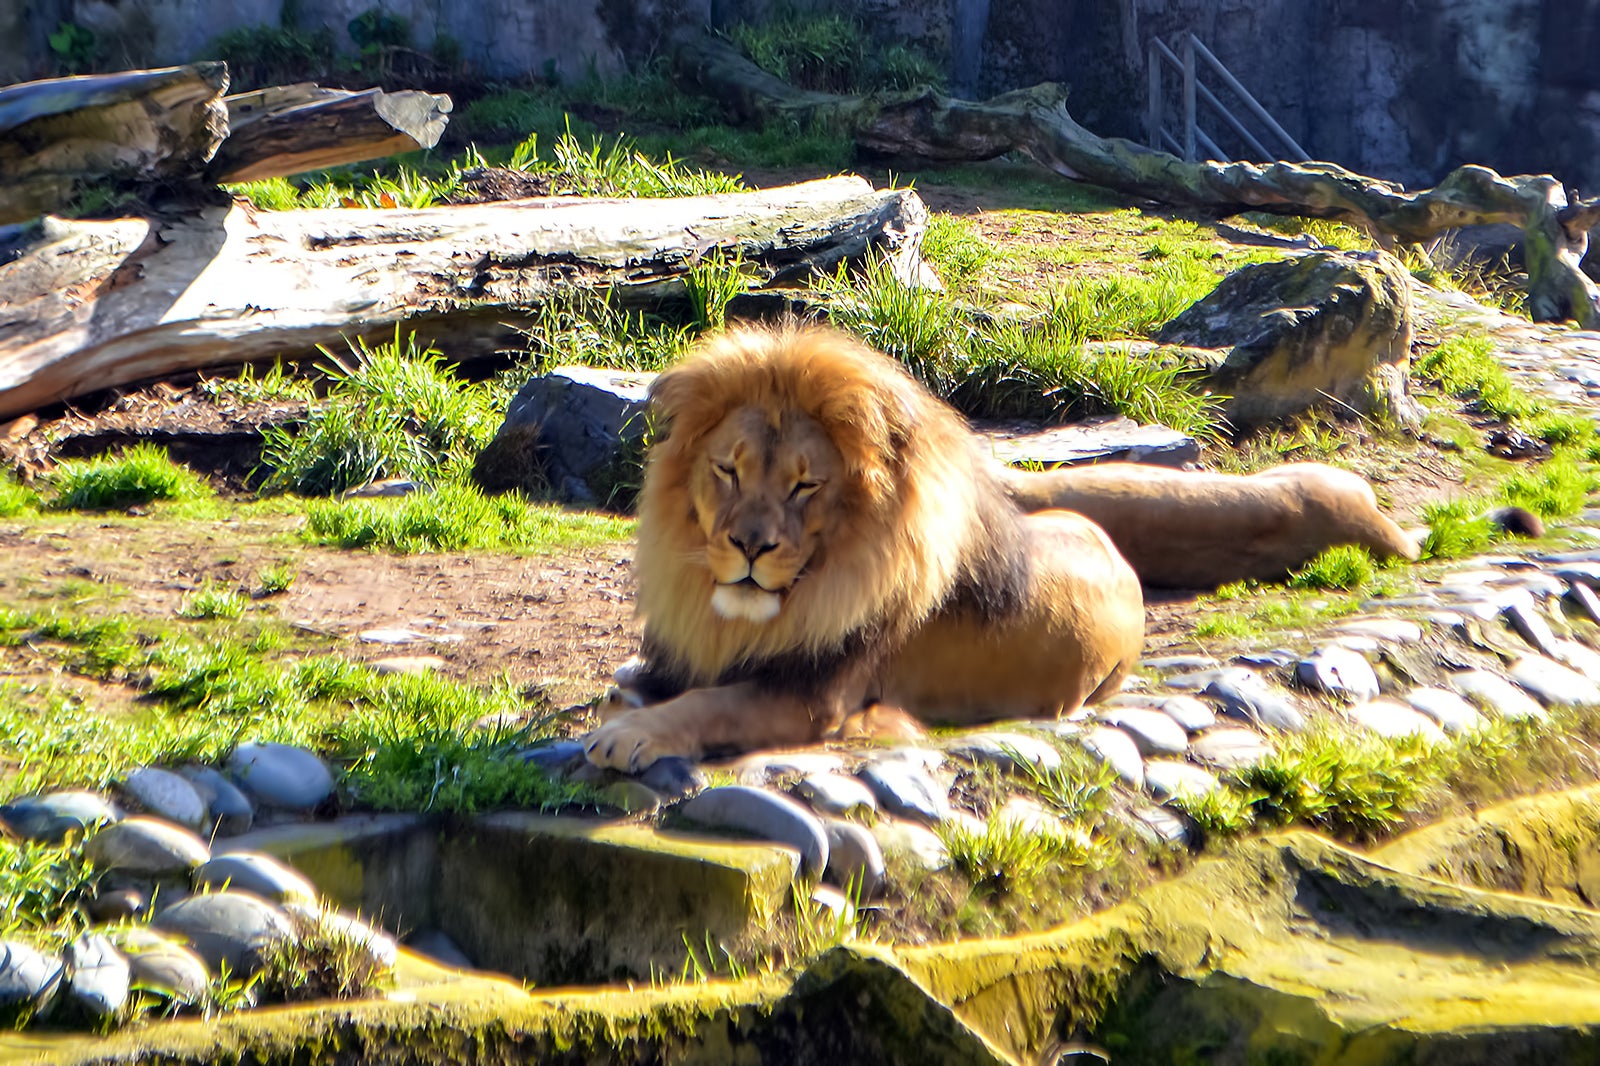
[583,682,843,772]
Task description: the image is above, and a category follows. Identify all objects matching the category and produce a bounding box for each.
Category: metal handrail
[1146,33,1309,164]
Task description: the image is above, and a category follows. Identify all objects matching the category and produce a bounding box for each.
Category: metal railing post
[1181,35,1197,163]
[1147,39,1162,151]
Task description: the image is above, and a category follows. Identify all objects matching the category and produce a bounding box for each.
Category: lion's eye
[713,462,738,487]
[789,480,822,502]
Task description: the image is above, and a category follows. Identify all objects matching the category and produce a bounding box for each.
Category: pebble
[994,796,1059,834]
[0,791,119,843]
[120,768,206,829]
[1346,700,1447,743]
[405,929,475,970]
[1553,562,1600,588]
[823,820,885,898]
[677,786,829,877]
[227,742,334,810]
[1295,647,1380,704]
[85,817,210,877]
[1130,805,1191,847]
[112,930,209,1004]
[794,774,878,819]
[179,767,254,835]
[197,852,319,904]
[1204,669,1306,732]
[152,891,296,973]
[597,779,662,815]
[809,884,854,925]
[1403,687,1485,735]
[87,887,149,922]
[1553,639,1600,682]
[868,747,944,771]
[856,761,952,824]
[1502,600,1561,658]
[1139,654,1219,672]
[1165,669,1223,691]
[1152,695,1217,732]
[945,731,1063,772]
[1448,669,1549,721]
[1190,728,1274,769]
[0,940,63,1023]
[63,933,129,1020]
[734,751,845,784]
[357,628,461,645]
[1508,655,1600,707]
[1097,708,1189,757]
[639,757,706,801]
[1566,582,1600,624]
[370,655,448,675]
[1333,619,1424,643]
[306,909,399,969]
[1143,760,1219,801]
[870,819,948,871]
[1081,726,1145,789]
[520,740,587,776]
[1232,649,1298,669]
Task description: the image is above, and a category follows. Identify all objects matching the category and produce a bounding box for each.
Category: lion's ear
[647,360,720,451]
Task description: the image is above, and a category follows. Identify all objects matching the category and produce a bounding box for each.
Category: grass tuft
[938,815,1099,894]
[0,473,39,517]
[1420,498,1499,560]
[1288,545,1375,591]
[1413,331,1541,422]
[50,444,208,510]
[177,583,248,621]
[1500,454,1598,518]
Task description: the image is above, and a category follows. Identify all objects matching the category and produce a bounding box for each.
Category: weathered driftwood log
[671,32,1600,328]
[0,64,229,226]
[208,84,453,183]
[0,176,927,420]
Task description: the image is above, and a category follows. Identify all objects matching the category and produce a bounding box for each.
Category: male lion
[583,323,1146,772]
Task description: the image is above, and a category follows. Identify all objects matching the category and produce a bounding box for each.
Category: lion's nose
[728,532,778,560]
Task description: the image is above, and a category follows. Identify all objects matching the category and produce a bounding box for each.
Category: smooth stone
[1143,760,1220,801]
[1346,700,1447,743]
[1190,728,1274,769]
[597,779,662,815]
[356,628,461,645]
[1448,670,1550,721]
[1508,655,1600,707]
[856,761,952,824]
[1139,654,1220,672]
[0,791,119,843]
[1426,610,1467,628]
[1403,687,1485,736]
[1566,582,1600,624]
[87,887,149,922]
[112,930,208,1003]
[945,731,1063,772]
[520,740,587,775]
[63,933,129,1020]
[227,742,334,810]
[0,940,63,1022]
[994,796,1059,835]
[1503,600,1561,657]
[1295,647,1380,704]
[1204,669,1307,732]
[1440,569,1508,590]
[809,884,855,925]
[120,767,206,829]
[1327,635,1380,653]
[1232,649,1299,669]
[196,852,318,904]
[823,820,885,898]
[870,819,949,871]
[85,817,210,876]
[868,747,944,771]
[1556,561,1600,588]
[308,909,399,969]
[734,751,845,784]
[1081,726,1145,789]
[152,891,296,973]
[179,767,254,835]
[677,786,829,877]
[638,757,706,801]
[1333,619,1424,643]
[1511,573,1568,600]
[1553,639,1600,682]
[794,774,878,819]
[404,929,475,969]
[1153,695,1218,733]
[370,655,448,675]
[1164,669,1224,692]
[1130,805,1191,847]
[1097,708,1189,756]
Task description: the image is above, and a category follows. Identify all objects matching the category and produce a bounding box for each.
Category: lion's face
[690,405,844,623]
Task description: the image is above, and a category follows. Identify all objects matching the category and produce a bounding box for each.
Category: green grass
[0,836,95,943]
[50,444,209,510]
[1045,259,1221,341]
[821,255,970,393]
[253,918,394,1004]
[199,360,316,406]
[726,12,943,94]
[1193,589,1362,641]
[1420,498,1500,560]
[0,472,38,517]
[1288,546,1375,591]
[303,482,633,553]
[938,815,1099,894]
[256,561,297,596]
[1413,331,1542,422]
[920,215,999,294]
[1500,453,1599,518]
[176,583,248,621]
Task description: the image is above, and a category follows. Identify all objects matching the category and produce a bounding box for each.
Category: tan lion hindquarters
[884,510,1144,723]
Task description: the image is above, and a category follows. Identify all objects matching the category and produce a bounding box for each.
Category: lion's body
[584,324,1145,771]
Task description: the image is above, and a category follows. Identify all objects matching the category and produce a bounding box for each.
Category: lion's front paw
[583,710,698,773]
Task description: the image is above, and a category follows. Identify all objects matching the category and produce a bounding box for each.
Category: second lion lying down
[583,323,1415,772]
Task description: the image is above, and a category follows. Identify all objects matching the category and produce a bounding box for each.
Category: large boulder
[1159,250,1418,429]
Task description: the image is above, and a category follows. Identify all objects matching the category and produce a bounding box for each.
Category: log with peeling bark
[0,176,928,420]
[670,31,1600,328]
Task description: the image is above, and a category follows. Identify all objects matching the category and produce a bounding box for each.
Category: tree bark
[0,176,928,420]
[670,32,1600,328]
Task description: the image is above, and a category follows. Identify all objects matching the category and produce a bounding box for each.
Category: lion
[582,323,1146,772]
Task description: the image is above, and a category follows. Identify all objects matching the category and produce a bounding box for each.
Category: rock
[1346,700,1448,743]
[1130,804,1192,847]
[677,786,829,878]
[1566,581,1600,624]
[63,933,129,1020]
[196,852,318,904]
[1508,655,1600,707]
[1190,728,1274,769]
[1232,649,1299,669]
[1403,687,1485,735]
[370,655,448,675]
[151,891,296,973]
[872,747,944,771]
[1138,654,1221,673]
[1503,599,1561,657]
[1097,708,1189,756]
[597,779,662,815]
[1204,668,1307,732]
[794,774,878,820]
[1153,694,1218,732]
[870,819,948,872]
[227,742,334,810]
[1143,760,1220,801]
[520,740,587,776]
[823,820,885,898]
[305,908,399,969]
[111,929,208,1004]
[85,816,210,877]
[356,627,462,645]
[1448,669,1550,721]
[993,796,1059,834]
[0,791,118,843]
[980,414,1199,469]
[119,767,206,829]
[404,928,475,969]
[87,887,149,922]
[345,478,419,498]
[945,731,1063,772]
[1165,669,1224,691]
[735,751,846,783]
[1295,646,1381,704]
[179,767,254,835]
[856,761,952,824]
[1155,249,1416,428]
[1081,726,1145,789]
[0,940,62,1024]
[639,757,706,801]
[808,883,855,925]
[1553,638,1600,682]
[1333,618,1424,643]
[472,365,652,503]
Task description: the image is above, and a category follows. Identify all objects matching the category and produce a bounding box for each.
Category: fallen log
[670,32,1600,328]
[0,176,928,420]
